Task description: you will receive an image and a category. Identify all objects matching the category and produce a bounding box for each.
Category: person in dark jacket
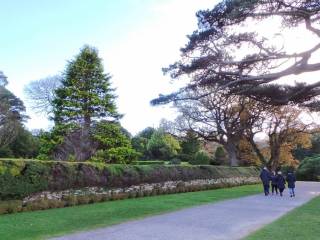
[270,171,278,195]
[286,171,296,197]
[276,171,286,197]
[259,167,271,196]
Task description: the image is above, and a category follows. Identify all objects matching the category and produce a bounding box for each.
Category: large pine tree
[53,45,121,161]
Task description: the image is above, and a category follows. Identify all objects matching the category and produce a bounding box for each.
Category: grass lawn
[246,196,320,240]
[0,184,261,240]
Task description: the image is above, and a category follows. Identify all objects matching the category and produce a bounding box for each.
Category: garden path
[51,181,320,240]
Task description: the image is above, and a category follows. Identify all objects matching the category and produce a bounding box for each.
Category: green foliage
[0,126,40,159]
[132,160,165,165]
[4,126,40,158]
[311,133,320,154]
[0,146,13,158]
[93,121,131,149]
[36,126,67,160]
[190,150,211,165]
[105,147,140,164]
[0,160,49,200]
[293,133,320,161]
[147,130,181,160]
[52,45,121,161]
[296,155,320,181]
[0,200,22,214]
[0,85,27,150]
[53,45,120,126]
[131,127,156,160]
[91,121,138,164]
[180,131,200,156]
[169,158,181,165]
[213,146,228,165]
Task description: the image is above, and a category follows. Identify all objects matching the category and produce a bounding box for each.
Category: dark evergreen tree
[152,0,320,109]
[213,146,228,165]
[180,131,200,156]
[53,45,121,161]
[0,75,27,149]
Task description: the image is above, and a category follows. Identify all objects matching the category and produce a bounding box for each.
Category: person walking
[259,167,271,196]
[270,171,278,195]
[286,171,296,197]
[276,171,286,197]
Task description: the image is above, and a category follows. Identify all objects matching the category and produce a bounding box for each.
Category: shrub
[169,158,181,165]
[296,155,320,181]
[147,130,181,160]
[132,160,165,165]
[47,199,65,208]
[212,146,227,165]
[63,195,77,206]
[106,147,140,164]
[0,160,49,200]
[76,195,90,205]
[176,153,193,163]
[189,151,211,165]
[0,200,22,214]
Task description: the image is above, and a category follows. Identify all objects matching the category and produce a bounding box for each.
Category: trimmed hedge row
[0,177,258,215]
[132,160,165,165]
[0,159,260,200]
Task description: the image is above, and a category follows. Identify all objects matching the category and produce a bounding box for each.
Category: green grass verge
[246,196,320,240]
[0,184,260,240]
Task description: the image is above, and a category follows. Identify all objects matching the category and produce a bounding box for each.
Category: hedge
[0,159,259,201]
[131,160,165,165]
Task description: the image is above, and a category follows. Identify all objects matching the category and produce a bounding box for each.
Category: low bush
[189,151,211,165]
[0,200,22,214]
[169,158,181,165]
[176,153,194,163]
[132,160,165,165]
[296,155,320,181]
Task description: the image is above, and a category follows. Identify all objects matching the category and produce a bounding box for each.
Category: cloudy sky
[0,0,217,135]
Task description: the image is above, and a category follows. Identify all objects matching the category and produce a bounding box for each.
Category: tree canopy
[0,85,27,148]
[24,75,62,114]
[53,45,120,127]
[152,0,320,109]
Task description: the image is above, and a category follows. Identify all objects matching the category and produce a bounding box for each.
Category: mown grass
[246,196,320,240]
[0,184,261,240]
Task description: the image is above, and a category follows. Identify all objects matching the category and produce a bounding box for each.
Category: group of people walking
[260,167,296,197]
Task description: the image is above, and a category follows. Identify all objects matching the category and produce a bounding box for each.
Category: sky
[0,0,217,135]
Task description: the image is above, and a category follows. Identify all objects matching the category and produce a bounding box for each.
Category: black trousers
[279,187,285,196]
[271,184,278,194]
[263,183,270,195]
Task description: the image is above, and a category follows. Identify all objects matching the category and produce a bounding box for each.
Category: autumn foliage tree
[248,106,313,170]
[171,85,264,166]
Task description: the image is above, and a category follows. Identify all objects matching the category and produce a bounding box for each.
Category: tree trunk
[269,144,281,171]
[248,136,267,165]
[225,142,239,167]
[269,134,281,171]
[71,113,93,162]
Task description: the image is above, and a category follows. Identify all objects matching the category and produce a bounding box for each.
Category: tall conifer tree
[53,45,121,161]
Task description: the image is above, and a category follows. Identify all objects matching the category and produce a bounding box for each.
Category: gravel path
[51,181,320,240]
